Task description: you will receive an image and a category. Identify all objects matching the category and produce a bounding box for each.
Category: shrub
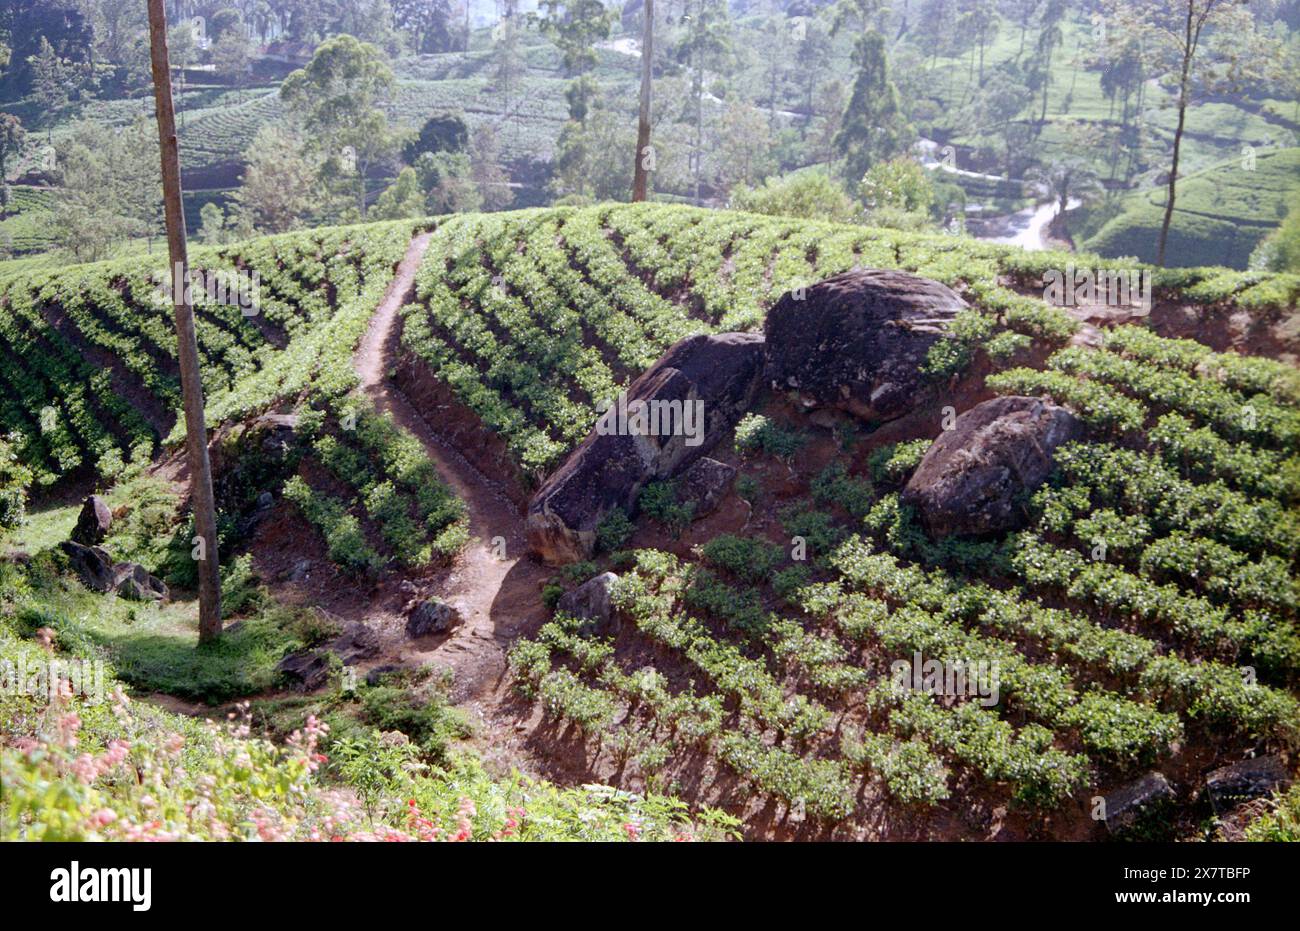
[639,481,695,536]
[734,413,806,460]
[595,507,634,553]
[0,437,31,534]
[700,534,784,582]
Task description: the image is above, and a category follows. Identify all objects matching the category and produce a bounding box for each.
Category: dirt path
[353,231,549,706]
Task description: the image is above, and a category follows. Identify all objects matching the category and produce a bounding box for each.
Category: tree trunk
[1157,5,1196,268]
[147,0,223,643]
[632,0,653,202]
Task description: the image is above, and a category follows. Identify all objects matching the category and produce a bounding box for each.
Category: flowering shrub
[0,649,733,842]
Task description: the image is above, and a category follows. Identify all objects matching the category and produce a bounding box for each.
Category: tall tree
[392,0,455,52]
[469,123,514,211]
[0,112,24,183]
[1035,0,1066,125]
[1028,156,1104,239]
[27,36,68,119]
[147,0,223,643]
[232,125,317,232]
[280,34,398,219]
[632,0,654,201]
[673,0,732,204]
[1110,0,1276,265]
[834,30,913,184]
[492,1,527,124]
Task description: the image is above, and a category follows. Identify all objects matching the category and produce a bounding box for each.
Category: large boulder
[1205,755,1289,812]
[277,650,332,692]
[527,332,765,563]
[763,268,968,423]
[902,396,1082,537]
[330,621,380,664]
[59,541,117,593]
[557,572,620,637]
[71,495,112,546]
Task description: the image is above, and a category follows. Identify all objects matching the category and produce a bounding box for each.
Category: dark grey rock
[406,598,460,638]
[330,621,380,664]
[71,495,113,546]
[528,332,765,563]
[557,572,620,637]
[277,650,332,691]
[675,457,736,520]
[366,664,403,686]
[111,562,168,602]
[59,541,117,593]
[763,268,968,423]
[902,396,1082,537]
[1206,755,1289,811]
[254,412,300,460]
[1102,772,1175,835]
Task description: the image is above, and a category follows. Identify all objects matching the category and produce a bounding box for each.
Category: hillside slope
[1,204,1298,841]
[1083,148,1300,269]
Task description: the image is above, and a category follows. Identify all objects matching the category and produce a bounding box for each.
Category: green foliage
[729,170,860,223]
[595,507,634,553]
[811,461,875,519]
[359,681,470,764]
[0,435,31,533]
[734,413,806,460]
[639,481,695,536]
[1085,149,1300,270]
[868,440,931,485]
[699,534,783,582]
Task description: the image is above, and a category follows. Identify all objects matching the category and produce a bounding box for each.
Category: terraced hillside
[0,219,465,572]
[397,203,1300,481]
[388,204,1300,838]
[2,204,1298,841]
[1082,148,1300,269]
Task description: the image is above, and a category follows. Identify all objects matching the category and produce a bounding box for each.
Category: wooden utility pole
[631,0,654,202]
[147,0,223,643]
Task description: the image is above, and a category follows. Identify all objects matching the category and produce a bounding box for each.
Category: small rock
[288,559,313,583]
[59,541,117,593]
[256,491,274,509]
[111,563,169,602]
[1205,755,1289,812]
[254,412,301,460]
[330,622,380,664]
[406,598,460,638]
[276,650,332,691]
[1102,772,1175,835]
[71,495,113,546]
[557,572,620,637]
[675,457,736,520]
